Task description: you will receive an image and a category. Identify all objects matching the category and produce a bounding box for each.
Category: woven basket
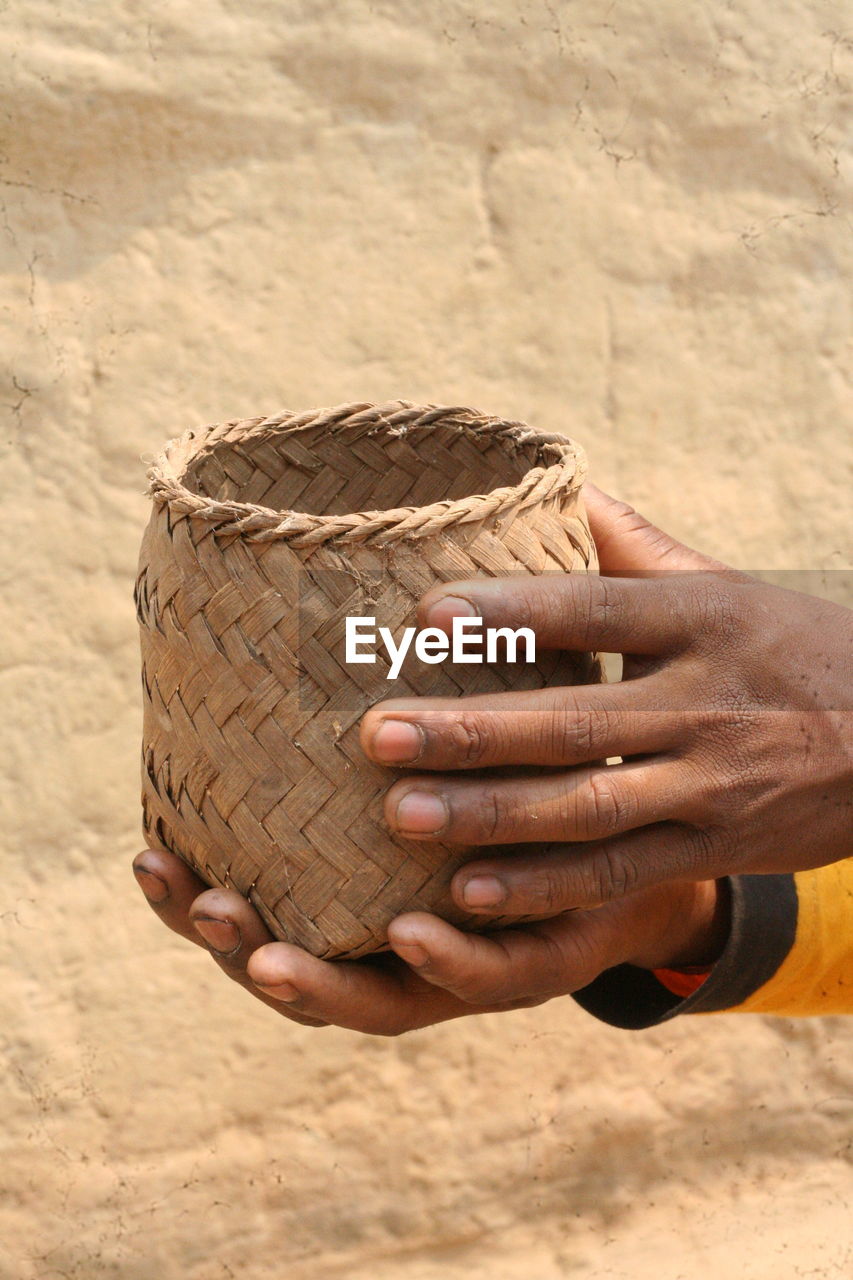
[136,401,602,959]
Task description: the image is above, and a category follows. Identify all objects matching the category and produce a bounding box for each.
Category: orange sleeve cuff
[653,967,711,999]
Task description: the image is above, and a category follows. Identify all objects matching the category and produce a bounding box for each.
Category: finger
[132,848,210,947]
[450,822,720,913]
[417,569,705,657]
[188,888,329,1027]
[246,940,472,1035]
[386,911,605,1005]
[582,484,726,573]
[133,853,326,1026]
[189,886,275,967]
[384,759,681,847]
[360,677,677,771]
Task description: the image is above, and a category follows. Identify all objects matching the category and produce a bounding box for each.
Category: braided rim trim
[146,400,588,546]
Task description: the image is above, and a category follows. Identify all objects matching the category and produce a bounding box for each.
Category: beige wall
[1,3,850,1277]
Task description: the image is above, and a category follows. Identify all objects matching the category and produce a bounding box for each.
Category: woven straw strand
[147,400,586,546]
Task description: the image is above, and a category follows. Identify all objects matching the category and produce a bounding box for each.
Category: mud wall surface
[1,3,850,1277]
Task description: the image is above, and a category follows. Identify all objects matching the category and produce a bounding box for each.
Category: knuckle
[685,762,733,823]
[497,857,574,914]
[717,756,768,816]
[717,700,766,751]
[704,688,761,728]
[589,847,641,904]
[688,696,763,773]
[475,789,506,840]
[689,750,740,817]
[689,579,748,648]
[556,699,620,761]
[687,718,768,818]
[584,576,622,648]
[523,931,573,995]
[583,770,632,837]
[678,824,721,876]
[448,713,489,766]
[534,866,574,913]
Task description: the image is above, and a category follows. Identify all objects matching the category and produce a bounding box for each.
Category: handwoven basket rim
[146,399,588,546]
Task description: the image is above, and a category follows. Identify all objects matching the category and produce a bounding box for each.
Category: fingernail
[134,866,169,904]
[194,916,241,955]
[371,720,424,764]
[255,980,301,1004]
[462,876,507,908]
[425,594,479,626]
[393,941,429,969]
[394,790,448,834]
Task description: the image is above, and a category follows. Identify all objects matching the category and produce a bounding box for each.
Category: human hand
[132,847,726,1035]
[360,485,853,919]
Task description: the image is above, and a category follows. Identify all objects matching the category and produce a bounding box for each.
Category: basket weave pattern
[136,402,602,958]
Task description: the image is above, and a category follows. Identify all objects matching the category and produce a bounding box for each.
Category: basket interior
[180,419,560,519]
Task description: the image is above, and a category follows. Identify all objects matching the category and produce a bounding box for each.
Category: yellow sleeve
[728,861,853,1016]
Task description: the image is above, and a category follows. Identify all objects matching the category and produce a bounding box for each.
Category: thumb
[582,483,727,574]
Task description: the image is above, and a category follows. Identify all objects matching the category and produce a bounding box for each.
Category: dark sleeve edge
[571,874,799,1030]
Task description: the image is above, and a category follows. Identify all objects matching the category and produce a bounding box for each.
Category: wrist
[621,879,730,972]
